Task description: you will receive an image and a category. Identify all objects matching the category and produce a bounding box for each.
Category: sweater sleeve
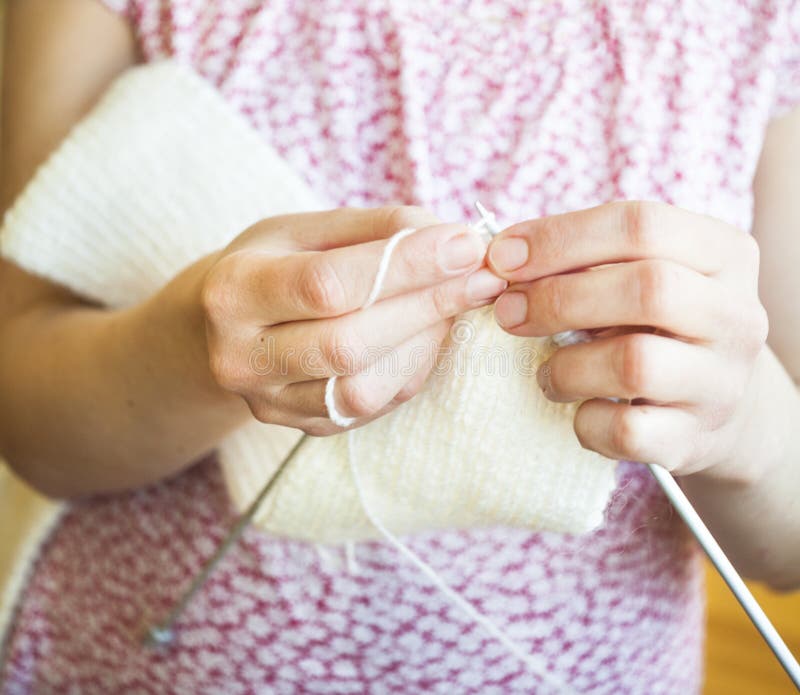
[770,0,800,120]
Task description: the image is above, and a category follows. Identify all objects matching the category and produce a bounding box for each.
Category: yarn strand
[324,227,418,428]
[363,226,417,308]
[333,214,573,693]
[346,430,572,693]
[325,376,356,428]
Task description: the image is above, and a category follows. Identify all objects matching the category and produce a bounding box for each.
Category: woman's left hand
[487,201,769,480]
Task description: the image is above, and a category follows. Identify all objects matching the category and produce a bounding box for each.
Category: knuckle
[726,300,768,356]
[617,334,653,398]
[208,350,245,392]
[247,400,276,425]
[318,323,364,375]
[634,261,675,322]
[393,236,425,282]
[534,216,570,265]
[738,232,761,269]
[538,278,565,330]
[299,258,349,317]
[201,260,237,323]
[385,204,435,232]
[610,406,645,460]
[620,200,661,254]
[426,282,459,322]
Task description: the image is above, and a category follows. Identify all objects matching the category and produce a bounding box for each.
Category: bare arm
[679,107,800,590]
[0,0,250,496]
[485,107,800,590]
[0,2,498,498]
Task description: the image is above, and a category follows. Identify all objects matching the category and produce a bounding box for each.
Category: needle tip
[473,200,501,236]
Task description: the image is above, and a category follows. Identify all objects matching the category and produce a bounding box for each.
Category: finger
[332,319,448,419]
[264,268,507,383]
[276,320,448,420]
[574,399,702,472]
[230,222,486,325]
[538,333,731,405]
[494,259,733,341]
[487,200,753,283]
[270,205,443,251]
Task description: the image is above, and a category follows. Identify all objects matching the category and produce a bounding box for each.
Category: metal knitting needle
[474,200,502,236]
[474,201,800,689]
[142,433,308,647]
[142,202,496,646]
[648,462,800,689]
[143,203,498,647]
[147,203,800,688]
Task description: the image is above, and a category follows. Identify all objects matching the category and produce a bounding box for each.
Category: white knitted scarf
[0,62,618,546]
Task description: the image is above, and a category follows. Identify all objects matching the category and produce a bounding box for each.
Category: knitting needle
[142,433,308,647]
[146,203,800,689]
[142,203,499,647]
[474,200,502,236]
[648,462,800,689]
[473,201,800,688]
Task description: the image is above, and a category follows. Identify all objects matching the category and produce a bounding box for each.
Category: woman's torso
[3,0,794,691]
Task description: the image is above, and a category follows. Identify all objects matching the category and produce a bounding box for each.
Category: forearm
[0,253,251,498]
[681,347,800,590]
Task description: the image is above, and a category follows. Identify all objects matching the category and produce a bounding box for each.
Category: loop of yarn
[325,222,572,693]
[324,226,418,428]
[324,376,356,428]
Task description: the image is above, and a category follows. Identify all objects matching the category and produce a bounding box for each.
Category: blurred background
[0,3,798,693]
[705,565,800,693]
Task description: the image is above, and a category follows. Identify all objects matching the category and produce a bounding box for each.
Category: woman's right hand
[201,206,506,435]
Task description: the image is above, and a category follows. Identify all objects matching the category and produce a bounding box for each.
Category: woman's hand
[487,201,769,481]
[202,206,506,436]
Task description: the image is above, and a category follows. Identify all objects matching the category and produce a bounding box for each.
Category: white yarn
[346,429,573,693]
[0,63,602,687]
[363,226,417,308]
[325,226,417,428]
[551,329,592,347]
[0,61,619,547]
[334,221,571,692]
[325,376,356,428]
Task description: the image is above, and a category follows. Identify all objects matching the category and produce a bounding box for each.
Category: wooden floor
[704,561,800,694]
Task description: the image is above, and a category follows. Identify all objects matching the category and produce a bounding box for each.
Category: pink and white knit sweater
[2,1,799,692]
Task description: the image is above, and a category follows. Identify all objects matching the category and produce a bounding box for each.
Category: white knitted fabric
[0,62,618,543]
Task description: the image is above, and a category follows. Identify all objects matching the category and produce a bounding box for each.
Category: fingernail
[440,232,484,272]
[466,269,508,302]
[489,237,529,274]
[495,291,528,328]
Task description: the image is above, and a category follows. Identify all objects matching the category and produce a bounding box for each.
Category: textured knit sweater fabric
[0,62,617,543]
[3,0,799,693]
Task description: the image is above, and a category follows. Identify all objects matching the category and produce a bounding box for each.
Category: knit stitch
[0,62,619,544]
[2,1,798,690]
